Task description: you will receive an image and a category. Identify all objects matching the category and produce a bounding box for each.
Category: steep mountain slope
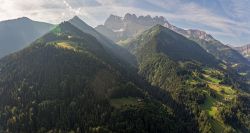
[122,25,250,132]
[171,28,249,67]
[0,17,54,58]
[235,44,250,60]
[166,24,247,63]
[69,16,136,66]
[0,21,199,133]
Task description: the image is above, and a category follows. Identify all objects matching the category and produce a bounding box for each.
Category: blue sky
[0,0,249,45]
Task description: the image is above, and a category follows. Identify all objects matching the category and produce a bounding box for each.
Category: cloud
[63,0,81,15]
[0,0,249,45]
[67,0,102,7]
[218,0,250,21]
[0,0,101,23]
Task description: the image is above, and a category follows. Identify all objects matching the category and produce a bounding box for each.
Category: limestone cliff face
[96,13,170,42]
[235,44,250,60]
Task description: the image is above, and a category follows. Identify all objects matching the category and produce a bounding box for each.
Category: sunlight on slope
[56,42,77,51]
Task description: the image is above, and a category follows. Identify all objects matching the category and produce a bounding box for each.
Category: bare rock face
[235,44,250,60]
[124,13,137,22]
[186,30,214,41]
[104,15,123,30]
[97,13,170,42]
[163,23,214,42]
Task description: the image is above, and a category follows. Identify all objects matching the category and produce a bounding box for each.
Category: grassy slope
[189,68,238,132]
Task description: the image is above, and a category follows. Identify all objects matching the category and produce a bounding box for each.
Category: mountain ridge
[96,13,249,69]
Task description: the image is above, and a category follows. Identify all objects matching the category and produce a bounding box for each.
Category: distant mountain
[97,13,249,68]
[154,20,249,66]
[0,19,198,133]
[0,17,54,58]
[235,44,250,60]
[96,13,167,42]
[166,25,249,66]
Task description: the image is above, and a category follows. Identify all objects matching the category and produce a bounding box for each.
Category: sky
[0,0,249,46]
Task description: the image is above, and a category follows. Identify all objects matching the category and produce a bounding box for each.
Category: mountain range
[96,13,249,67]
[0,15,250,133]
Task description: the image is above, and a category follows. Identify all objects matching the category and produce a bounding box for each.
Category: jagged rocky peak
[104,14,123,30]
[153,16,166,23]
[124,13,138,21]
[162,23,215,42]
[235,44,250,59]
[99,13,219,43]
[143,15,153,21]
[104,13,170,27]
[137,14,168,25]
[107,14,123,21]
